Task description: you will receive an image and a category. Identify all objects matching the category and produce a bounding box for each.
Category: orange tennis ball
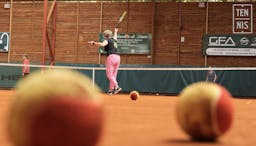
[177,82,234,141]
[8,69,103,146]
[130,91,139,100]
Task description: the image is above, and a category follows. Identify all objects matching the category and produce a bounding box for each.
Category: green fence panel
[218,70,256,97]
[95,70,108,92]
[1,64,256,97]
[0,66,21,88]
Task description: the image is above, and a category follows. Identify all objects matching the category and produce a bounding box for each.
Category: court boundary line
[1,63,256,71]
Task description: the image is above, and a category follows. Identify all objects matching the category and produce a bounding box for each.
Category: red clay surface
[0,90,255,146]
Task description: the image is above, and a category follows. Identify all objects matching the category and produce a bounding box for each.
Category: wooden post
[99,1,103,64]
[100,0,103,34]
[44,0,56,66]
[51,2,57,65]
[76,1,80,63]
[178,2,182,65]
[126,0,129,33]
[42,0,48,65]
[8,0,13,63]
[47,0,56,24]
[205,2,209,67]
[151,1,155,64]
[125,0,130,64]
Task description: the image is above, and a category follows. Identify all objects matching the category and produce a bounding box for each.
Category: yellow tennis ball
[8,69,103,146]
[177,82,234,141]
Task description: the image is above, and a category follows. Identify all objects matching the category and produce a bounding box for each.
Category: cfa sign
[208,37,235,47]
[203,34,256,56]
[233,4,253,34]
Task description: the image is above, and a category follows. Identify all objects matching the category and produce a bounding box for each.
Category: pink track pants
[106,54,120,91]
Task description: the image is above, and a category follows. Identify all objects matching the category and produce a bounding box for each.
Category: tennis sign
[203,34,256,56]
[233,4,253,34]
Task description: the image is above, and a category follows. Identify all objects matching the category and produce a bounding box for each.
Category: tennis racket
[115,11,127,28]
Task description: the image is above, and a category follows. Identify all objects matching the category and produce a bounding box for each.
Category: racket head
[118,11,127,23]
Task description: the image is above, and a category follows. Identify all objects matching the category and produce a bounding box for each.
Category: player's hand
[88,41,95,45]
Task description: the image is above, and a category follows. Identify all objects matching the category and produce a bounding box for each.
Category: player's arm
[113,28,118,40]
[89,40,108,47]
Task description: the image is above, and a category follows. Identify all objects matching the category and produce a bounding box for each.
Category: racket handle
[115,23,120,28]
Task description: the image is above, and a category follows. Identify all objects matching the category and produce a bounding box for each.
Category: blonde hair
[103,30,113,38]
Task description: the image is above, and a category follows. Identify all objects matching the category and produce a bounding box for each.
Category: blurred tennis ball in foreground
[8,69,103,146]
[177,82,234,141]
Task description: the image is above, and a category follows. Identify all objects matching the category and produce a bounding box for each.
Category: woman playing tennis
[89,28,121,95]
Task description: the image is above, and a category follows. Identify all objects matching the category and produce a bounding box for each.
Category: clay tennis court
[0,90,255,146]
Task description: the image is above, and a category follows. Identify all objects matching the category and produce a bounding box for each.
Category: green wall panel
[1,64,255,97]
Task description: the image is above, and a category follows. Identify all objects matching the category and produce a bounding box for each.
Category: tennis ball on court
[8,69,103,146]
[176,82,234,141]
[130,91,139,100]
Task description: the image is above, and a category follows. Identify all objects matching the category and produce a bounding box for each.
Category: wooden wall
[0,1,256,67]
[0,2,10,62]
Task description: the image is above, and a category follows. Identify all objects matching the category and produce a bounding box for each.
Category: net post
[92,68,95,87]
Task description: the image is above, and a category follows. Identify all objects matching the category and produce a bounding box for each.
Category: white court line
[0,63,256,71]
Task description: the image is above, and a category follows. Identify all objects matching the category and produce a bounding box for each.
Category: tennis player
[89,28,121,95]
[22,54,30,77]
[206,66,217,83]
